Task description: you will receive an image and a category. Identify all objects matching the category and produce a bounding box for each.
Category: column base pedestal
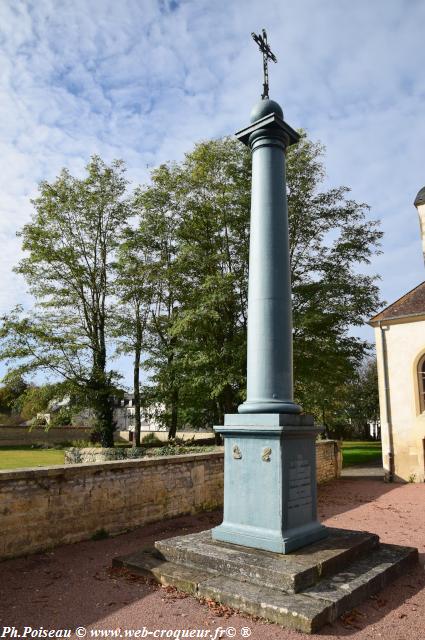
[213,413,326,554]
[238,399,303,414]
[212,521,327,554]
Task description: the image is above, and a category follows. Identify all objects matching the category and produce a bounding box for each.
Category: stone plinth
[156,528,379,593]
[114,528,418,634]
[212,413,327,553]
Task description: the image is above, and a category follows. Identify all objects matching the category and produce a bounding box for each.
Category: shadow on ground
[319,554,424,637]
[0,510,222,632]
[1,479,425,640]
[318,476,398,520]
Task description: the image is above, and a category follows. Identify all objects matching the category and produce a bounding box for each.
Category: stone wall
[0,452,224,560]
[120,430,216,443]
[0,425,213,446]
[63,446,218,464]
[316,440,342,483]
[0,425,93,446]
[0,442,341,560]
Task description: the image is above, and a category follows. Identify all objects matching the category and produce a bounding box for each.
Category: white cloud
[0,0,424,384]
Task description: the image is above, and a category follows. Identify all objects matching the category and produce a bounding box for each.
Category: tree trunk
[168,387,178,440]
[133,307,142,447]
[94,387,114,448]
[133,362,141,447]
[91,319,115,447]
[362,422,370,440]
[214,400,224,445]
[167,333,178,440]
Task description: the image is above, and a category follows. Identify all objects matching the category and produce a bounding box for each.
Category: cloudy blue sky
[1,0,424,386]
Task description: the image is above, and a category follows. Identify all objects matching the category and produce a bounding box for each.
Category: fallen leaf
[340,610,364,629]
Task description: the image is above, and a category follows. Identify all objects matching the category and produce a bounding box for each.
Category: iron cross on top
[251,29,277,100]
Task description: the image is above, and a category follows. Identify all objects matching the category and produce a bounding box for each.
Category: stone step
[198,575,332,633]
[113,540,417,634]
[198,543,417,633]
[155,527,379,593]
[304,543,418,616]
[113,548,206,595]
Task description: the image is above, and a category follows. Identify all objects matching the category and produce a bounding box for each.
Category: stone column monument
[115,31,418,633]
[211,32,326,554]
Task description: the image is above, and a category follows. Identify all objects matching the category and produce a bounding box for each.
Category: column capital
[235,112,300,148]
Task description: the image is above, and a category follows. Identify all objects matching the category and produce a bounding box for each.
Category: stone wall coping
[0,450,225,482]
[0,440,341,481]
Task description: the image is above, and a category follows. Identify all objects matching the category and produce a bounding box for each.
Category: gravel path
[0,476,424,640]
[341,462,384,478]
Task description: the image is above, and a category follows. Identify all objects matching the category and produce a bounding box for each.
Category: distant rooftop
[369,281,425,325]
[414,186,425,207]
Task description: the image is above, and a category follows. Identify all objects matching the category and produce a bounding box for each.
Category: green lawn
[342,441,382,467]
[0,446,65,470]
[0,440,382,471]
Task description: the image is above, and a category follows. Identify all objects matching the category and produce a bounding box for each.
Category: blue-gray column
[212,99,327,554]
[237,99,301,415]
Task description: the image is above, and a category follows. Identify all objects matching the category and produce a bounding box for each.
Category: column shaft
[239,130,300,414]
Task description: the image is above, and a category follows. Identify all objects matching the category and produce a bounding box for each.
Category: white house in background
[369,186,425,482]
[112,393,164,433]
[38,392,163,433]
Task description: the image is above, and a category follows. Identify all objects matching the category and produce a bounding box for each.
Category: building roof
[414,186,425,207]
[369,281,425,325]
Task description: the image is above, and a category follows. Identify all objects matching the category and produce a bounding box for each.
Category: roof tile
[369,281,425,324]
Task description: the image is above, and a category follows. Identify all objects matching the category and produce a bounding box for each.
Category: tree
[134,145,250,436]
[136,135,382,428]
[0,371,28,415]
[134,164,184,439]
[13,382,63,422]
[166,139,250,426]
[347,358,380,440]
[0,156,131,447]
[287,135,382,419]
[113,226,152,447]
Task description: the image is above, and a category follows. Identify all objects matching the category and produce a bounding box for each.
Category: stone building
[369,187,425,482]
[38,393,163,435]
[112,393,164,434]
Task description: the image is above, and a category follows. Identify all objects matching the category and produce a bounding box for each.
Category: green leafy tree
[0,156,131,446]
[167,139,250,426]
[288,136,382,418]
[135,145,249,436]
[346,358,380,440]
[0,373,27,412]
[113,226,153,446]
[14,383,63,422]
[134,165,183,438]
[0,371,28,417]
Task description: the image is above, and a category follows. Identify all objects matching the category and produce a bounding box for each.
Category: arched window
[418,355,425,413]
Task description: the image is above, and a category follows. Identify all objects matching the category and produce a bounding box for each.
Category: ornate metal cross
[251,29,277,100]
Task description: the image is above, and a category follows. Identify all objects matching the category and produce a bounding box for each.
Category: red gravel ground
[0,476,424,640]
